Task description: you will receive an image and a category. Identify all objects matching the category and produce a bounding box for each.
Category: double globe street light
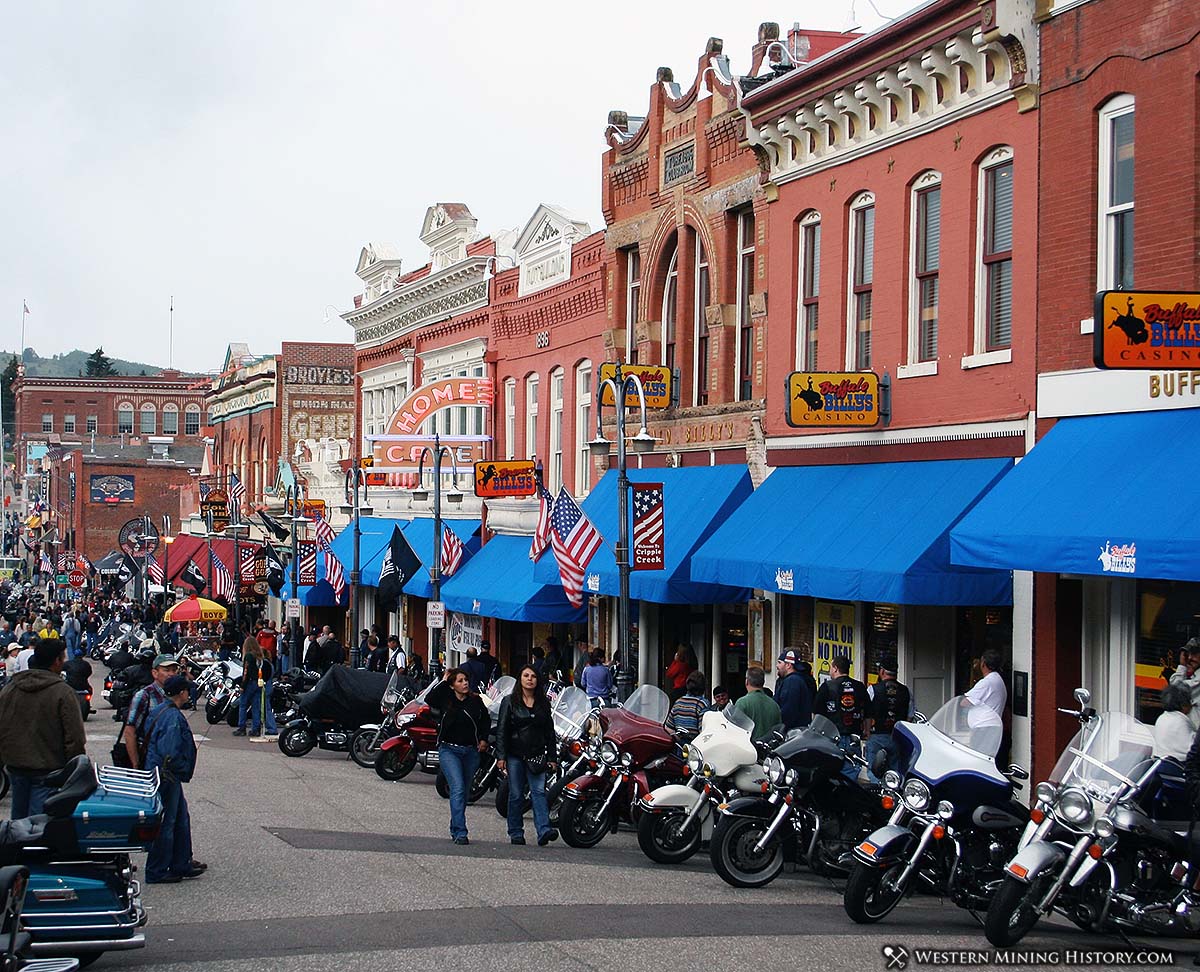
[410,434,464,670]
[340,470,374,667]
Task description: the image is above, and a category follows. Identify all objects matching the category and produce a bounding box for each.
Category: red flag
[631,482,665,571]
[549,487,602,608]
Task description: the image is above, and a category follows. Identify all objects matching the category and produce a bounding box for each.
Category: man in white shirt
[14,645,36,673]
[963,649,1006,754]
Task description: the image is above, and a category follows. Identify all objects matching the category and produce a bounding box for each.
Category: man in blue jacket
[774,649,813,731]
[144,674,203,884]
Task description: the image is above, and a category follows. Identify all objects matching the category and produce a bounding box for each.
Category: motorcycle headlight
[1094,815,1115,839]
[600,740,619,765]
[936,800,954,821]
[1035,781,1058,806]
[620,751,633,768]
[1057,787,1093,828]
[764,755,785,785]
[686,749,704,774]
[883,770,902,791]
[902,778,931,812]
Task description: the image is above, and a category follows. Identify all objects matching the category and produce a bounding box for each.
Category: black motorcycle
[277,666,389,758]
[710,715,888,888]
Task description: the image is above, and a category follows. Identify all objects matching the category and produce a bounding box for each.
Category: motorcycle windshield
[721,702,755,735]
[1050,712,1154,800]
[621,685,670,724]
[382,670,412,706]
[926,695,1003,758]
[776,715,843,756]
[488,676,516,701]
[553,687,590,739]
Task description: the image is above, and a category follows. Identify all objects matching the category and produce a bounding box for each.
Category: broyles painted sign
[1094,291,1200,369]
[786,372,880,427]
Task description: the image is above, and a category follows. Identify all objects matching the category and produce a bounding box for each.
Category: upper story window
[693,242,710,406]
[139,404,156,434]
[86,415,97,434]
[625,248,641,366]
[1098,95,1134,291]
[978,148,1014,353]
[162,405,178,435]
[796,211,821,371]
[847,193,875,370]
[117,404,134,435]
[910,172,942,365]
[525,374,539,460]
[184,405,201,436]
[736,209,756,401]
[63,414,75,434]
[575,361,592,496]
[661,241,678,372]
[503,379,516,461]
[549,368,564,493]
[41,414,52,434]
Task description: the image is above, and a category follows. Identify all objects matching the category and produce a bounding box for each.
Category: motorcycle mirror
[1007,763,1029,781]
[912,711,928,724]
[1073,687,1092,707]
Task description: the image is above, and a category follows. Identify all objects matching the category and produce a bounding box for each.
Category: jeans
[438,744,479,840]
[9,772,51,820]
[238,683,277,733]
[838,734,863,783]
[506,758,552,841]
[864,732,898,783]
[146,779,193,880]
[65,631,79,657]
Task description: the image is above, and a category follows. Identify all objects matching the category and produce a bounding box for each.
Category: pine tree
[85,347,118,378]
[0,356,16,435]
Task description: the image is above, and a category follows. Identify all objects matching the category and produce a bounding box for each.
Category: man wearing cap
[143,674,201,884]
[865,662,912,782]
[1170,638,1200,717]
[774,649,813,731]
[123,654,179,769]
[814,655,871,781]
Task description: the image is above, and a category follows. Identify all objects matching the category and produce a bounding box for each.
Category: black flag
[116,553,138,584]
[263,542,285,596]
[181,559,207,594]
[257,510,290,543]
[377,525,422,613]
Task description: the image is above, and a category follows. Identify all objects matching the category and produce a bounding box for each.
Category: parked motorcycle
[350,671,417,768]
[277,666,389,758]
[5,756,162,967]
[373,682,440,782]
[844,696,1028,923]
[202,661,243,725]
[709,714,887,888]
[0,863,80,971]
[636,704,770,865]
[984,688,1197,946]
[558,685,681,849]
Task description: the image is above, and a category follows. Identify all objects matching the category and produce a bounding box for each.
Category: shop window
[1136,580,1198,724]
[796,212,821,371]
[1098,95,1134,291]
[693,243,710,406]
[954,606,1013,698]
[735,209,756,401]
[863,603,899,686]
[847,193,875,370]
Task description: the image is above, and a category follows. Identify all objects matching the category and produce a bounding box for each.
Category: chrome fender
[1004,840,1067,884]
[854,824,918,866]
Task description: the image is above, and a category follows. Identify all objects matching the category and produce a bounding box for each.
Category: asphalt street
[60,677,1190,972]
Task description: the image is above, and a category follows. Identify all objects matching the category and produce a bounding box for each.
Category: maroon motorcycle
[559,686,683,848]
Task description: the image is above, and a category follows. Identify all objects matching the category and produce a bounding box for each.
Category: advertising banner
[631,482,664,571]
[1094,290,1200,369]
[90,474,134,504]
[473,460,537,498]
[598,364,674,409]
[813,600,856,683]
[786,372,880,428]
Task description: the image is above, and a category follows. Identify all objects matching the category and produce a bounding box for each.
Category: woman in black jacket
[496,665,559,846]
[427,668,491,845]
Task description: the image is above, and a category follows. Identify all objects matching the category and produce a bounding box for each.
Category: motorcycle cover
[295,667,390,726]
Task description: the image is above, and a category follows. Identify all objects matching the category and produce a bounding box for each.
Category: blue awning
[533,466,754,604]
[443,535,586,623]
[951,409,1200,581]
[401,517,481,599]
[692,458,1014,605]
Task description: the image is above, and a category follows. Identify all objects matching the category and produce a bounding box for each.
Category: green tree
[0,356,16,435]
[85,347,118,378]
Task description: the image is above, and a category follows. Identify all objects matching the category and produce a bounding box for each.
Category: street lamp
[590,363,657,691]
[411,434,459,669]
[225,520,250,637]
[282,484,310,665]
[340,468,374,667]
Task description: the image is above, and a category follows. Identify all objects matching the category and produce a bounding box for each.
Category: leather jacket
[495,695,555,762]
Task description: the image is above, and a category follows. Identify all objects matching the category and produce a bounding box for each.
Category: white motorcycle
[636,704,771,865]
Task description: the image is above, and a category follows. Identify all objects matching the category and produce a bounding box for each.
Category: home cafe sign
[369,377,494,470]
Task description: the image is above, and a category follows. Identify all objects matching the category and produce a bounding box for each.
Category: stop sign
[68,569,87,589]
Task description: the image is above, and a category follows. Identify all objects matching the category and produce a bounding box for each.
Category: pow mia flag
[181,560,207,594]
[377,525,422,614]
[262,543,286,596]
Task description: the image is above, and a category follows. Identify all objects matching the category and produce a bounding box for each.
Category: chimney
[788,23,812,63]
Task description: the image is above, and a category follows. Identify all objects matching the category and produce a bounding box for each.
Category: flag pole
[168,296,173,370]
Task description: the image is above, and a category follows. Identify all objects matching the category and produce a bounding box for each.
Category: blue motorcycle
[0,864,79,971]
[844,695,1029,923]
[2,756,162,967]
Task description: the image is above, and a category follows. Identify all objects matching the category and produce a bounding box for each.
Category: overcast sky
[0,1,892,373]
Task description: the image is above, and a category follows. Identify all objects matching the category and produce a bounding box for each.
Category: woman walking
[496,665,559,846]
[426,668,490,845]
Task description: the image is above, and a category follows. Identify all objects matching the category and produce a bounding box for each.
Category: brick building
[13,370,206,496]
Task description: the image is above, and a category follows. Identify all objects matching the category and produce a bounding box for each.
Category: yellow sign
[1094,290,1200,369]
[814,600,856,682]
[786,372,880,428]
[359,456,374,468]
[473,460,538,498]
[598,364,674,409]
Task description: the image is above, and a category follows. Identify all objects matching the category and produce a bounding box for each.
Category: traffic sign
[286,598,301,619]
[68,568,86,589]
[427,601,446,629]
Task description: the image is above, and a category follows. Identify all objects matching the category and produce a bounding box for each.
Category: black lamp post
[411,433,464,669]
[340,468,374,667]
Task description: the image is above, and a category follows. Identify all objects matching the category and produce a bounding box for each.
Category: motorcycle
[277,666,389,758]
[5,756,162,967]
[349,671,417,768]
[985,688,1198,946]
[636,704,770,865]
[373,682,440,782]
[201,661,242,725]
[494,685,592,823]
[844,696,1029,923]
[0,863,81,971]
[709,714,888,888]
[558,685,682,849]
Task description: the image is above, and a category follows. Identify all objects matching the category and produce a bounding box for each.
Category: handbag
[523,753,548,775]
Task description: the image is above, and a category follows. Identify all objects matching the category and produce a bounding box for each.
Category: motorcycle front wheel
[374,745,417,782]
[434,762,492,804]
[559,793,612,848]
[350,728,383,768]
[710,815,784,888]
[204,698,227,725]
[637,809,702,865]
[985,875,1045,947]
[843,859,907,923]
[277,725,315,758]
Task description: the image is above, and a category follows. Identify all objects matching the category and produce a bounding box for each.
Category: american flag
[549,487,603,608]
[313,514,347,602]
[212,554,235,602]
[39,550,52,576]
[631,482,665,570]
[529,483,553,562]
[297,540,317,586]
[229,472,246,519]
[146,552,165,585]
[441,526,464,577]
[198,481,211,501]
[238,544,256,582]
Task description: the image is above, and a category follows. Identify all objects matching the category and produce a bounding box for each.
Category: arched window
[661,240,678,371]
[575,361,592,495]
[503,379,517,461]
[909,172,941,367]
[162,403,179,436]
[117,402,134,435]
[975,147,1014,354]
[525,374,539,460]
[693,242,710,406]
[260,436,270,499]
[796,212,821,371]
[846,192,875,369]
[1098,95,1134,291]
[735,210,756,400]
[184,404,201,436]
[139,403,156,434]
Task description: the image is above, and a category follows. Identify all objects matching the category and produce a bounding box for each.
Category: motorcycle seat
[41,756,98,819]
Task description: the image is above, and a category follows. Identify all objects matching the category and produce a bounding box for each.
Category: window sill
[961,349,1012,370]
[897,361,938,379]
